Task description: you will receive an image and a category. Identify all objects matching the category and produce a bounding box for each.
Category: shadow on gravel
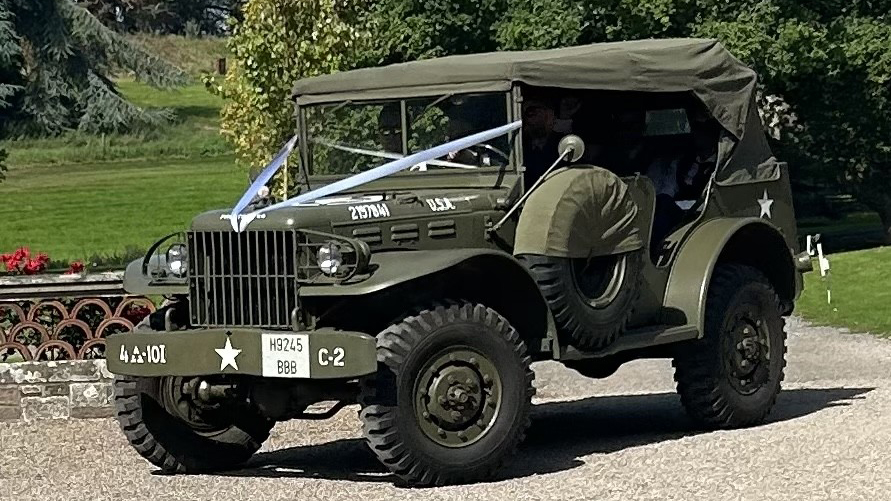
[218,387,872,485]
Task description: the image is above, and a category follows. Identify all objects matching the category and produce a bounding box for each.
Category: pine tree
[0,0,187,138]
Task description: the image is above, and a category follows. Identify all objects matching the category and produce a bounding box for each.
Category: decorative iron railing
[0,272,153,362]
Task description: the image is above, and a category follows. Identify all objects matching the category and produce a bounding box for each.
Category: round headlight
[317,243,343,275]
[166,243,188,278]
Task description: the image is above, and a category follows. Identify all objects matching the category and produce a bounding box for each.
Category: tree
[0,148,7,184]
[206,0,367,177]
[81,0,245,35]
[0,0,187,137]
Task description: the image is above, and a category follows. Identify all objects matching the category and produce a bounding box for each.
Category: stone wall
[0,359,115,422]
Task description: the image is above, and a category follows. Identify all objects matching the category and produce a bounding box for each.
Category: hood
[189,186,513,233]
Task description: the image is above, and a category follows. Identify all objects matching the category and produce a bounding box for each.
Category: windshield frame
[296,90,518,179]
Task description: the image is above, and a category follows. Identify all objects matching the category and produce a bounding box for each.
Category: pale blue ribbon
[232,120,521,232]
[227,134,299,231]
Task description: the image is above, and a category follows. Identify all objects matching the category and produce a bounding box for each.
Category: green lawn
[0,156,245,263]
[0,74,244,265]
[796,246,891,336]
[1,79,230,167]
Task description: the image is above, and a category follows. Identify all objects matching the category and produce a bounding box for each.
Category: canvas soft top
[292,38,777,184]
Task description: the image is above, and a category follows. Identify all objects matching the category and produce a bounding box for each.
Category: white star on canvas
[758,189,774,219]
[215,338,242,371]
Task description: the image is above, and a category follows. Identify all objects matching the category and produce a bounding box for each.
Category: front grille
[188,230,299,329]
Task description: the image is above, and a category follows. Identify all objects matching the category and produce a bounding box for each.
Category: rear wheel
[672,264,786,428]
[519,251,642,351]
[358,301,534,486]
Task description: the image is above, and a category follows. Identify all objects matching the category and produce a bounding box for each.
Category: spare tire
[518,250,642,351]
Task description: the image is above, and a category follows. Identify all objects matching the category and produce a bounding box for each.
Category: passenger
[609,110,651,175]
[553,95,582,135]
[676,108,719,200]
[377,104,403,153]
[521,96,562,185]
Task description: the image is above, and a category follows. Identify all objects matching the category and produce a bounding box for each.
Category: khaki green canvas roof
[292,38,778,184]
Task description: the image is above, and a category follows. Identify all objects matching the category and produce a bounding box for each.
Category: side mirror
[558,134,585,162]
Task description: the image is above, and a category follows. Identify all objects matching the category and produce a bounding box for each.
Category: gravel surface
[2,316,889,501]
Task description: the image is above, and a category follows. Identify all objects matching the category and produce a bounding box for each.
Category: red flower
[65,261,85,275]
[0,247,49,275]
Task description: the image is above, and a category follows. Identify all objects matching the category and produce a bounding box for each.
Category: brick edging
[0,360,115,422]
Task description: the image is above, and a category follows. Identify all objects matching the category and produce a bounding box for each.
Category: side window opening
[519,86,723,253]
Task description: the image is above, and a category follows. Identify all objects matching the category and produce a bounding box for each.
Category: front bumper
[106,328,378,379]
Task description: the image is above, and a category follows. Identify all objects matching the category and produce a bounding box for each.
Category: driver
[445,115,487,165]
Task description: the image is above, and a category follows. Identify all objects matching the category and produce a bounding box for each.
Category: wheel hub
[159,376,233,433]
[415,349,501,447]
[727,315,771,394]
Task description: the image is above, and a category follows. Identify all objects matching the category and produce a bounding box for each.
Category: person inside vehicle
[377,103,403,154]
[676,107,719,200]
[521,95,562,185]
[444,113,486,165]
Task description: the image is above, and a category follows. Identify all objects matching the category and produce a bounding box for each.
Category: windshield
[304,92,513,175]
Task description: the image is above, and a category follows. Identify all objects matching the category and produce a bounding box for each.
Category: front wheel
[114,374,273,473]
[672,264,787,429]
[358,301,535,486]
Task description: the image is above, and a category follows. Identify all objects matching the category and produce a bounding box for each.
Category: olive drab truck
[106,38,815,486]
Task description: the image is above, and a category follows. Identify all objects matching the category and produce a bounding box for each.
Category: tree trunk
[878,201,891,246]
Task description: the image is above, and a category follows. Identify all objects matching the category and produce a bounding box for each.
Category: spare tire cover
[513,166,642,259]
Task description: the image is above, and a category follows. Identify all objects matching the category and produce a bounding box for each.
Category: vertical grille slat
[188,230,299,329]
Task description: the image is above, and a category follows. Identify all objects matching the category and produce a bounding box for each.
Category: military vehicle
[107,38,815,486]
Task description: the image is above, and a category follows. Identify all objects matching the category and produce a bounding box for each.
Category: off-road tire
[518,251,642,351]
[672,264,787,429]
[114,320,273,473]
[358,301,535,486]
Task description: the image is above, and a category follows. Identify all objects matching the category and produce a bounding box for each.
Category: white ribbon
[311,138,480,170]
[232,120,521,232]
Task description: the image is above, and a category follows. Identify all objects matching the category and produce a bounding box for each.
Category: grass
[0,56,246,264]
[0,156,245,263]
[796,246,891,336]
[1,79,230,167]
[126,34,229,77]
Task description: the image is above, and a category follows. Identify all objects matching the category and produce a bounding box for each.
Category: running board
[557,324,699,361]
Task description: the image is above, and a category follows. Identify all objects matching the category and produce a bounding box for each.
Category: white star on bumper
[215,337,242,371]
[758,189,774,219]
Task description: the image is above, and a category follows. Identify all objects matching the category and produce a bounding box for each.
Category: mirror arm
[487,148,572,234]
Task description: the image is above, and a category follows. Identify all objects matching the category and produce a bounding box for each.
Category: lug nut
[469,357,478,367]
[483,374,492,385]
[422,411,430,420]
[457,431,467,440]
[437,428,446,437]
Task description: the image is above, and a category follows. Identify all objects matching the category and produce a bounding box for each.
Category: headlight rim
[165,242,189,278]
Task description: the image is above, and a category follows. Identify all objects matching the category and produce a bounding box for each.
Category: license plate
[261,333,310,378]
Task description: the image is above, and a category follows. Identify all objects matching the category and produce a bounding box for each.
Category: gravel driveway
[2,317,889,501]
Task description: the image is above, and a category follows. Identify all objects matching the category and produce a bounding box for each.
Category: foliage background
[0,0,187,137]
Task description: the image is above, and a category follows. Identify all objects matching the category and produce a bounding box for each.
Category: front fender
[663,217,797,336]
[123,258,189,296]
